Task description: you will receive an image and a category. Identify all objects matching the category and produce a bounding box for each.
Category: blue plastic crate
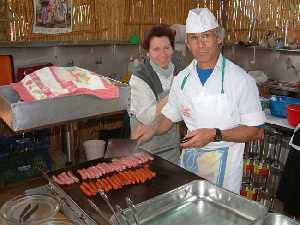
[0,146,52,185]
[0,129,52,185]
[0,129,50,158]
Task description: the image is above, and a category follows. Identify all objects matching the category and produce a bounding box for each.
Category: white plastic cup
[83,140,106,160]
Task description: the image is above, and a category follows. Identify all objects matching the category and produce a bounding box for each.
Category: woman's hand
[155,96,168,116]
[180,128,216,149]
[132,114,174,145]
[131,123,156,145]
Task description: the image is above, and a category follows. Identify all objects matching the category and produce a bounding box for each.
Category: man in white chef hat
[132,8,265,193]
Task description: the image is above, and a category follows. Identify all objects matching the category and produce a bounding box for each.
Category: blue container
[269,96,300,118]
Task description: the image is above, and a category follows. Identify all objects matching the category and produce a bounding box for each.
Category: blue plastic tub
[269,96,300,118]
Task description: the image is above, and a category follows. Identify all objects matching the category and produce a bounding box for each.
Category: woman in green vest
[128,25,186,164]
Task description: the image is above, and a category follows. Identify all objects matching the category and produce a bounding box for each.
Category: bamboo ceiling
[2,0,300,44]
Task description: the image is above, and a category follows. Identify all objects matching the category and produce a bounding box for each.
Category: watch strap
[214,128,222,142]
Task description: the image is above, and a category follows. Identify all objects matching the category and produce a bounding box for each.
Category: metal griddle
[48,153,200,225]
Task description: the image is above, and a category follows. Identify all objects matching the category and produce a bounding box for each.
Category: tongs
[97,189,122,225]
[125,197,140,225]
[115,204,131,225]
[87,199,112,225]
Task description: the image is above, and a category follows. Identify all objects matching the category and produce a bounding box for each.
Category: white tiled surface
[265,110,294,130]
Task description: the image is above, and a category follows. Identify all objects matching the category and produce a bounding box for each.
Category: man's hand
[131,124,156,145]
[180,126,264,149]
[181,128,216,149]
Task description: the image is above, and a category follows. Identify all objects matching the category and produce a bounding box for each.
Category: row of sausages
[77,152,154,180]
[52,152,154,185]
[79,165,156,196]
[52,171,79,185]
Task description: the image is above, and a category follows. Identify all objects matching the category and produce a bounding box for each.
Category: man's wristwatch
[214,128,222,142]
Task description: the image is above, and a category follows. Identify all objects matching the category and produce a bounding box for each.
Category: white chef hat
[186,8,219,33]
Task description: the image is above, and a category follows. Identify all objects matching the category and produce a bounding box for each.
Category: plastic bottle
[122,57,140,84]
[122,57,134,84]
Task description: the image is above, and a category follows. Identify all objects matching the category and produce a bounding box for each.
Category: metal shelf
[0,40,139,48]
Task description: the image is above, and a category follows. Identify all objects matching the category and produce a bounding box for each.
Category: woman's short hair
[142,25,175,51]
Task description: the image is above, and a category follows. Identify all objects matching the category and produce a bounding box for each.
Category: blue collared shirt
[196,64,213,85]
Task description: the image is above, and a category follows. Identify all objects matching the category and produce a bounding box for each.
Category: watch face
[215,129,222,142]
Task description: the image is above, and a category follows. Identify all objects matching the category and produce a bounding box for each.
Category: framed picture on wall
[33,0,72,34]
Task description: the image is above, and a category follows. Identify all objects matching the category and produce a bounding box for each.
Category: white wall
[224,46,300,83]
[1,43,300,83]
[0,43,141,81]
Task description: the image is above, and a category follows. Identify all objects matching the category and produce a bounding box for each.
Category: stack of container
[0,129,51,185]
[241,127,291,209]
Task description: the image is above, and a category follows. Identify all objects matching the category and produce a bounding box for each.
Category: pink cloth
[11,66,119,102]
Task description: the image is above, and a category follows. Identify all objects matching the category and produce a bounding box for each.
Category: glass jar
[0,194,60,225]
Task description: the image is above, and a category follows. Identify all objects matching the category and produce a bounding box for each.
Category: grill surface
[49,154,200,224]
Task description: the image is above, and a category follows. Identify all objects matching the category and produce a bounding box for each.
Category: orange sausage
[109,176,119,189]
[124,171,135,184]
[119,172,130,185]
[100,179,110,192]
[113,174,123,187]
[102,178,113,191]
[144,166,156,178]
[128,170,139,183]
[138,168,148,182]
[80,184,93,196]
[95,179,105,191]
[114,174,124,186]
[133,169,143,183]
[107,176,118,190]
[112,175,122,189]
[129,170,140,183]
[140,167,151,180]
[81,182,96,196]
[89,181,99,193]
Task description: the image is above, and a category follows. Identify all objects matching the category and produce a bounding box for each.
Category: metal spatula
[105,139,141,158]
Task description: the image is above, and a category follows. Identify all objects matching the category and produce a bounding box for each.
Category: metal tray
[255,213,300,225]
[115,180,268,225]
[0,78,130,132]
